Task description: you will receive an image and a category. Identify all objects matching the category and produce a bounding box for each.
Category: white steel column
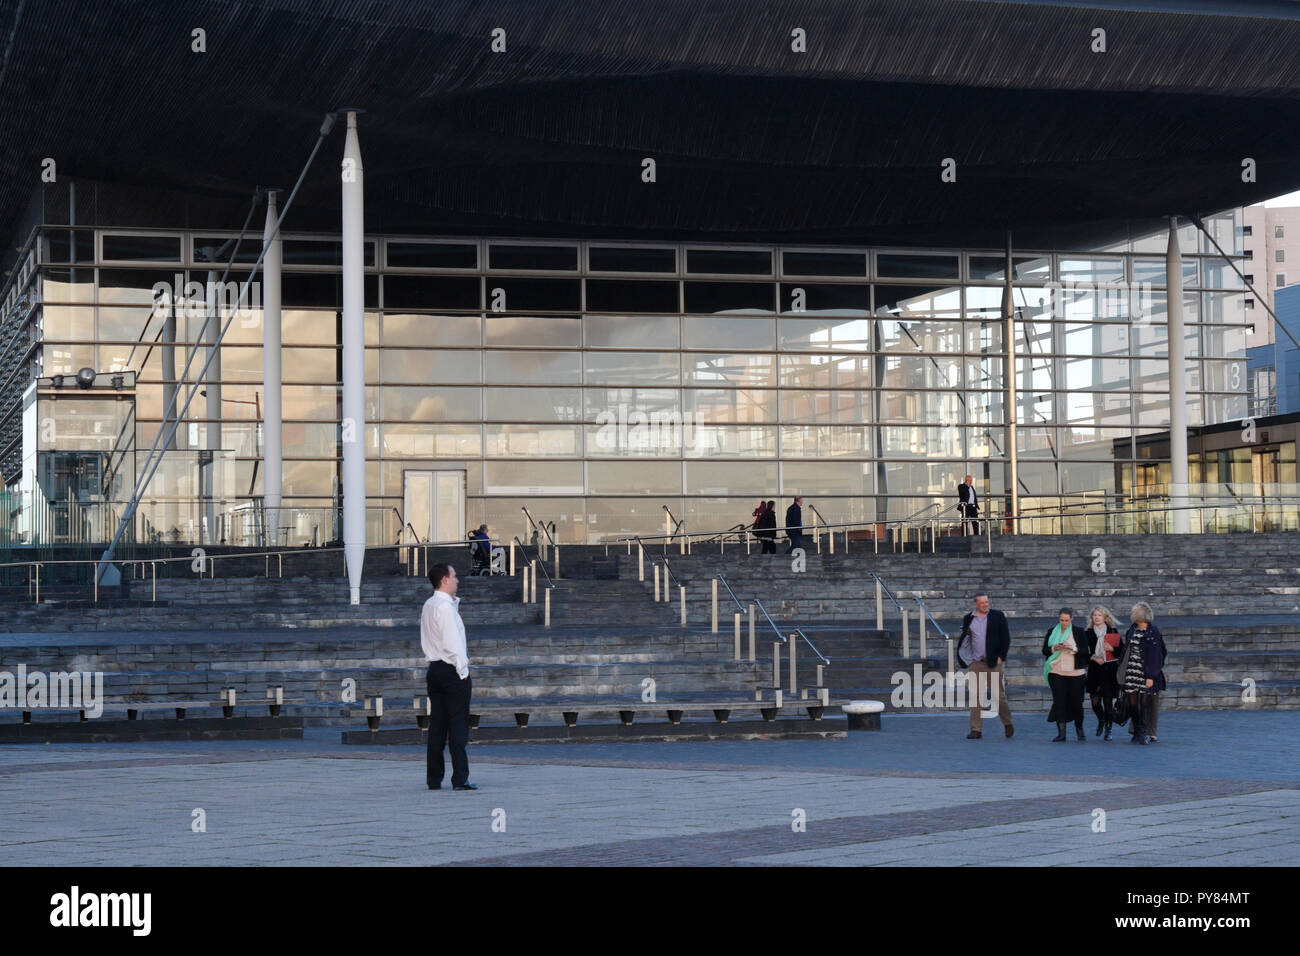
[342,111,366,603]
[161,292,177,539]
[262,191,283,548]
[1003,233,1018,532]
[1166,218,1190,533]
[204,267,222,544]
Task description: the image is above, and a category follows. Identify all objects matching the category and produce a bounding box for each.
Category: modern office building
[1242,205,1300,346]
[1,0,1298,566]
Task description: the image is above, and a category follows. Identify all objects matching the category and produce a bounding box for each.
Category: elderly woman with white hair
[1119,602,1166,745]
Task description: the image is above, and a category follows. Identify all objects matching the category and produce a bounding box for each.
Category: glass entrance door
[402,470,464,544]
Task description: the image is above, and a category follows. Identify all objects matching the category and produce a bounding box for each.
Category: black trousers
[759,536,775,553]
[960,503,979,535]
[785,531,804,553]
[426,661,472,788]
[1047,672,1086,726]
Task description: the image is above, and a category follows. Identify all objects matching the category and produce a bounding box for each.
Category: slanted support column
[263,191,283,548]
[203,266,222,545]
[1166,217,1190,534]
[341,110,366,603]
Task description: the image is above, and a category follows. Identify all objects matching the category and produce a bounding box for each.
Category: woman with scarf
[1042,607,1089,742]
[1084,605,1123,740]
[1119,602,1165,745]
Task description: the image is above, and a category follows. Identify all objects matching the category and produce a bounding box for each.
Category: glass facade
[12,213,1250,544]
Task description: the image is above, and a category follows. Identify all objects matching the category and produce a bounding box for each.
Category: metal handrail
[662,504,684,535]
[521,506,556,548]
[869,572,905,613]
[716,572,746,614]
[751,596,830,665]
[513,534,554,589]
[913,596,950,641]
[660,555,683,591]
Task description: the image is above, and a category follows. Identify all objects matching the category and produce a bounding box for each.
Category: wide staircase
[1,534,1296,736]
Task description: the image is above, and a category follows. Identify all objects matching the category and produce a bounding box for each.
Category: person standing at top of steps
[957,475,980,535]
[784,496,804,554]
[956,592,1014,739]
[422,563,477,791]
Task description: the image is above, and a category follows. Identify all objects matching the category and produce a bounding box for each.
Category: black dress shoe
[1052,723,1067,742]
[453,783,479,791]
[966,731,982,739]
[1076,725,1086,741]
[1103,727,1112,741]
[428,785,441,790]
[1095,718,1104,737]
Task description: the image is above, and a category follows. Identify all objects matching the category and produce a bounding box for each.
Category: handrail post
[711,578,719,633]
[653,563,661,602]
[638,543,644,582]
[553,543,560,579]
[521,564,528,603]
[918,605,927,658]
[875,578,883,631]
[544,587,551,627]
[734,613,742,659]
[530,560,537,603]
[829,524,835,554]
[947,637,955,678]
[509,539,516,576]
[986,506,992,553]
[930,518,936,553]
[680,523,685,555]
[902,608,910,658]
[748,604,756,661]
[788,633,797,694]
[680,585,687,627]
[772,642,781,689]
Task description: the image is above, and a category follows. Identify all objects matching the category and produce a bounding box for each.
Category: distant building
[1242,205,1300,348]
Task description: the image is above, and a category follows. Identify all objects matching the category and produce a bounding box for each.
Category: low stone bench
[842,700,885,731]
[352,695,842,731]
[3,685,301,724]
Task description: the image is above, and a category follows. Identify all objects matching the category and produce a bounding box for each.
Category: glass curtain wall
[28,213,1247,543]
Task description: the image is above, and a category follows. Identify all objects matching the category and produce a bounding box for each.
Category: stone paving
[0,712,1295,866]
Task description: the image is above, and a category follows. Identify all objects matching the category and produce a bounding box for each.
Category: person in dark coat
[784,496,804,554]
[1083,605,1123,740]
[1042,607,1089,741]
[754,500,777,553]
[956,591,1015,740]
[957,475,980,535]
[1118,601,1165,745]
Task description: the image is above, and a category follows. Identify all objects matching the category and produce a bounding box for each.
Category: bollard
[638,544,644,581]
[875,579,883,631]
[772,642,781,688]
[654,564,661,602]
[544,587,551,627]
[788,633,797,694]
[734,613,742,660]
[902,608,910,658]
[711,578,718,634]
[748,604,756,662]
[680,585,687,627]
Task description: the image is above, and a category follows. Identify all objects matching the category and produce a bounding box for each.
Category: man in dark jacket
[956,591,1014,739]
[784,496,804,554]
[957,475,979,535]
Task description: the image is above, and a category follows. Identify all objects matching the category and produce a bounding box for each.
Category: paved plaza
[1,711,1296,866]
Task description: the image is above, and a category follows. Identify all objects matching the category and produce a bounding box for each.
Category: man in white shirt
[421,563,476,791]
